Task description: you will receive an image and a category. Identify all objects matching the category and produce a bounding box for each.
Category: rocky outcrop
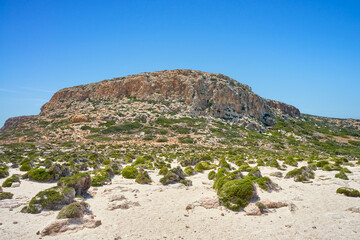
[40,70,300,125]
[265,99,300,118]
[0,115,36,131]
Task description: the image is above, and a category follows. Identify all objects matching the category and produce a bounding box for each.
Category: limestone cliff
[40,69,300,124]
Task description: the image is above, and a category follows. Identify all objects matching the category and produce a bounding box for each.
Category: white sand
[1,164,360,240]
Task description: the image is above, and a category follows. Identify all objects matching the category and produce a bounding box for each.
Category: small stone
[244,203,261,216]
[185,204,193,210]
[11,182,20,188]
[221,213,225,216]
[13,221,18,224]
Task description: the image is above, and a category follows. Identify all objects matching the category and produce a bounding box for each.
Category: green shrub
[194,161,216,172]
[218,179,257,211]
[184,166,194,176]
[156,137,168,143]
[21,186,75,214]
[285,166,314,182]
[19,162,32,171]
[0,166,9,178]
[135,171,152,184]
[238,163,252,172]
[2,174,20,187]
[159,167,168,175]
[335,170,349,180]
[218,159,231,169]
[0,192,13,200]
[178,136,196,144]
[57,202,90,219]
[208,170,216,180]
[284,156,298,167]
[143,135,155,141]
[316,160,329,168]
[101,121,142,134]
[336,187,360,197]
[102,160,111,165]
[255,177,275,191]
[122,166,139,179]
[180,179,192,186]
[28,168,53,182]
[58,173,91,195]
[91,167,114,186]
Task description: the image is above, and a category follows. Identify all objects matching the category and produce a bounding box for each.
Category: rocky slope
[2,69,359,149]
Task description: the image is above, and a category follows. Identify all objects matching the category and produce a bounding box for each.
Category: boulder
[49,164,72,180]
[244,203,261,216]
[40,215,101,236]
[58,173,91,196]
[160,167,186,185]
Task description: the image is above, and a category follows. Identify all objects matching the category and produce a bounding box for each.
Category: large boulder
[21,186,75,213]
[58,173,91,196]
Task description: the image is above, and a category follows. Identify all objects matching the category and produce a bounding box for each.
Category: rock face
[40,70,300,125]
[0,115,36,131]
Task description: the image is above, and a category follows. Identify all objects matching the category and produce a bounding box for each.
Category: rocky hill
[0,69,359,157]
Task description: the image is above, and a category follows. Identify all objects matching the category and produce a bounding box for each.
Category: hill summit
[40,69,300,125]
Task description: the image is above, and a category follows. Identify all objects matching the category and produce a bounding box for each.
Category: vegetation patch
[218,179,257,211]
[122,166,139,179]
[336,187,360,197]
[2,174,20,187]
[21,186,75,214]
[57,202,91,219]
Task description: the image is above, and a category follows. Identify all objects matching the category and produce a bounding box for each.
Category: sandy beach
[1,162,359,240]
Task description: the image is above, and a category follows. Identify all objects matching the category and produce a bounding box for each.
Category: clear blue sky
[1,0,360,127]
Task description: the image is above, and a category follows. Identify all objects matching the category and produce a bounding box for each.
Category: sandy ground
[1,162,360,240]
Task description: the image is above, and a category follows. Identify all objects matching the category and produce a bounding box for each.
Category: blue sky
[1,0,360,126]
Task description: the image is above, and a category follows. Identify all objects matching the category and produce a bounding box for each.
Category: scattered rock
[108,193,126,202]
[270,172,283,178]
[347,207,360,213]
[192,197,219,209]
[40,215,101,236]
[244,203,261,216]
[107,200,140,210]
[260,199,288,209]
[11,182,20,188]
